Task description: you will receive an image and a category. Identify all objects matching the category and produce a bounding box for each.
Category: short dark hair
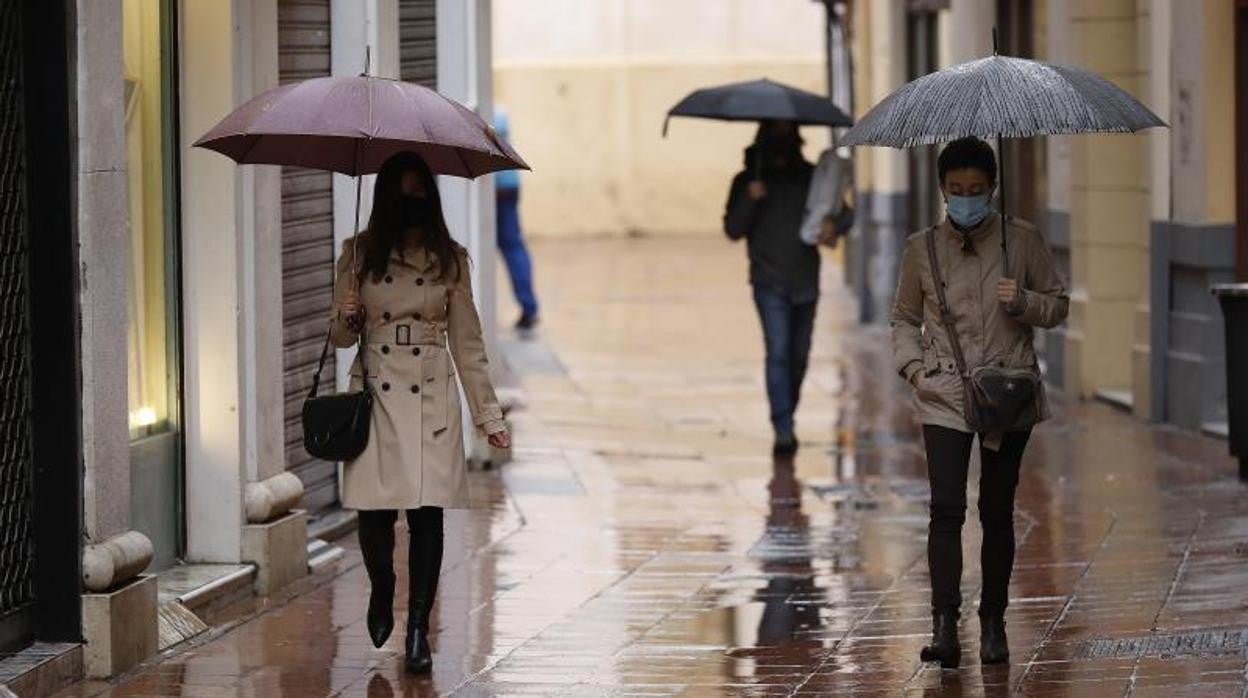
[938,137,997,185]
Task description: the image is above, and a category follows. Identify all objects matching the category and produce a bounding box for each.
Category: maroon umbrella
[193,74,528,178]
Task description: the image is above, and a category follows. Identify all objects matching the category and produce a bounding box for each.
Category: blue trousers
[496,189,538,317]
[752,284,816,436]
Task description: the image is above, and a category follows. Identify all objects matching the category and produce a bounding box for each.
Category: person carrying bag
[890,137,1068,669]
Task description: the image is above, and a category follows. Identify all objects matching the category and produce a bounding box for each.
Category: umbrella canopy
[663,78,853,135]
[841,55,1165,147]
[194,74,529,177]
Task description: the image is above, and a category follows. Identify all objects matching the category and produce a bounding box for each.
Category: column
[179,0,282,562]
[438,0,498,461]
[864,0,908,325]
[1063,1,1148,403]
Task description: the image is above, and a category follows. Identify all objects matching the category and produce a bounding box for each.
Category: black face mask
[401,194,432,227]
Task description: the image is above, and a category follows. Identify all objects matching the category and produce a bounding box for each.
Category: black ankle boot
[366,573,395,648]
[920,611,961,669]
[404,616,433,674]
[979,613,1009,664]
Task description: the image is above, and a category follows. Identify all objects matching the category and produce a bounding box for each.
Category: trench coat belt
[365,322,448,347]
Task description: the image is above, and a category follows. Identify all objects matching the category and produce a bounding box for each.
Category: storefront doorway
[0,0,83,654]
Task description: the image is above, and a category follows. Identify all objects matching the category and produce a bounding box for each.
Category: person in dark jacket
[724,119,819,455]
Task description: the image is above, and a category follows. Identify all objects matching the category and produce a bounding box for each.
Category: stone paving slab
[55,238,1248,696]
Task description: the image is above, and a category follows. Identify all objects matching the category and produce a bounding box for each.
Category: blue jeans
[496,189,538,317]
[752,284,817,436]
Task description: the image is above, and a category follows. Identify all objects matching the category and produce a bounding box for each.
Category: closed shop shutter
[278,0,337,514]
[399,0,437,86]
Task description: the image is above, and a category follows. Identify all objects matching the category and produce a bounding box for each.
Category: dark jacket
[723,145,819,303]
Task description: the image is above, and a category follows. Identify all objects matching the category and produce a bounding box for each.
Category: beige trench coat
[329,234,505,510]
[891,215,1069,437]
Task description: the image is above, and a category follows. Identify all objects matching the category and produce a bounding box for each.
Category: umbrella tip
[992,27,999,55]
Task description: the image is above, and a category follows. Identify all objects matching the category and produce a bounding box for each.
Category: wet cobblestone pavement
[59,238,1248,696]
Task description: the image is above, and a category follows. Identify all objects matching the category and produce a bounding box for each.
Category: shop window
[124,0,177,439]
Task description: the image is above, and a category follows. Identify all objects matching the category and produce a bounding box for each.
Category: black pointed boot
[404,507,444,675]
[979,613,1009,664]
[919,611,961,669]
[357,511,397,649]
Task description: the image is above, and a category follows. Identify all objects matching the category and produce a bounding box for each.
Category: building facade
[492,0,830,239]
[1,0,498,692]
[846,0,1245,437]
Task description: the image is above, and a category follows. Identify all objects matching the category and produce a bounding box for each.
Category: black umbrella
[663,78,853,136]
[841,38,1165,275]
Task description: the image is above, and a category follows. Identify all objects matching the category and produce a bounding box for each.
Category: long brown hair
[358,151,463,284]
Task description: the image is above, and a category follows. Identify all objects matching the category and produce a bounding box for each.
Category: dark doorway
[0,0,83,653]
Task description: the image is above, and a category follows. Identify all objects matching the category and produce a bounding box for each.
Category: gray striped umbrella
[841,55,1165,147]
[841,51,1165,276]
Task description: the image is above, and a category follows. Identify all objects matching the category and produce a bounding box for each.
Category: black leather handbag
[925,228,1040,433]
[301,320,373,461]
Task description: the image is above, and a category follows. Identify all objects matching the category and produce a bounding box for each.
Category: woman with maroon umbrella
[196,72,528,675]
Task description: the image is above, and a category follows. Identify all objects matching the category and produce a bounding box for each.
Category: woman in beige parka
[331,152,510,675]
[891,138,1068,670]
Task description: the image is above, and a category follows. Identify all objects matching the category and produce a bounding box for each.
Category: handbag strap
[309,184,370,399]
[925,227,971,381]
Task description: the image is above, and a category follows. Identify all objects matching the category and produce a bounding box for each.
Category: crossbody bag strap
[925,228,971,381]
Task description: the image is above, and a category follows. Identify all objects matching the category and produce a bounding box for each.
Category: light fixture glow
[132,407,158,428]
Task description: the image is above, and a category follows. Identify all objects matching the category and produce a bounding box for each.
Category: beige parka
[329,234,505,511]
[891,215,1069,437]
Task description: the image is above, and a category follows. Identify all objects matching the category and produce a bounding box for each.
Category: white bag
[800,147,852,245]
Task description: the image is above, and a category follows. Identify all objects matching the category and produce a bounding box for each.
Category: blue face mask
[945,193,993,229]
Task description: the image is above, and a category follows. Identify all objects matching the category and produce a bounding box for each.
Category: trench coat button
[415,277,425,286]
[385,275,393,284]
[381,382,391,391]
[381,345,390,354]
[382,311,391,321]
[410,385,420,394]
[412,347,421,356]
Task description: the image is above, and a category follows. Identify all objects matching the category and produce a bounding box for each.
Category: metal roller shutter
[0,0,35,652]
[399,0,437,86]
[278,0,337,514]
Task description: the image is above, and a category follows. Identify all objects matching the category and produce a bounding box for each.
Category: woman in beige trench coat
[891,138,1068,670]
[331,152,510,675]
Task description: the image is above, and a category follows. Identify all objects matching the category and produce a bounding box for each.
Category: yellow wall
[1203,0,1235,224]
[1062,1,1151,401]
[495,60,826,238]
[493,0,828,238]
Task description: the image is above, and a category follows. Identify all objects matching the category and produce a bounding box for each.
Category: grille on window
[0,0,36,622]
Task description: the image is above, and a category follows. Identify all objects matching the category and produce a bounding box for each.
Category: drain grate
[1074,628,1248,660]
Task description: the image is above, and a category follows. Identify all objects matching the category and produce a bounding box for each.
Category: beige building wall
[492,0,828,238]
[1061,1,1151,402]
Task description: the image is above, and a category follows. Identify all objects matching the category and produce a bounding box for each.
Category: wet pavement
[58,238,1248,696]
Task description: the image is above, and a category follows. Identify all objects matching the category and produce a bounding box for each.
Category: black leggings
[357,507,444,627]
[923,426,1031,617]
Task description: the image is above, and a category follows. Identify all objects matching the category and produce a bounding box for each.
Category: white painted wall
[179,0,282,561]
[439,0,498,462]
[331,0,400,392]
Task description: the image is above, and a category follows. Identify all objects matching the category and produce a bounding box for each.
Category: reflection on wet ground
[58,238,1248,696]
